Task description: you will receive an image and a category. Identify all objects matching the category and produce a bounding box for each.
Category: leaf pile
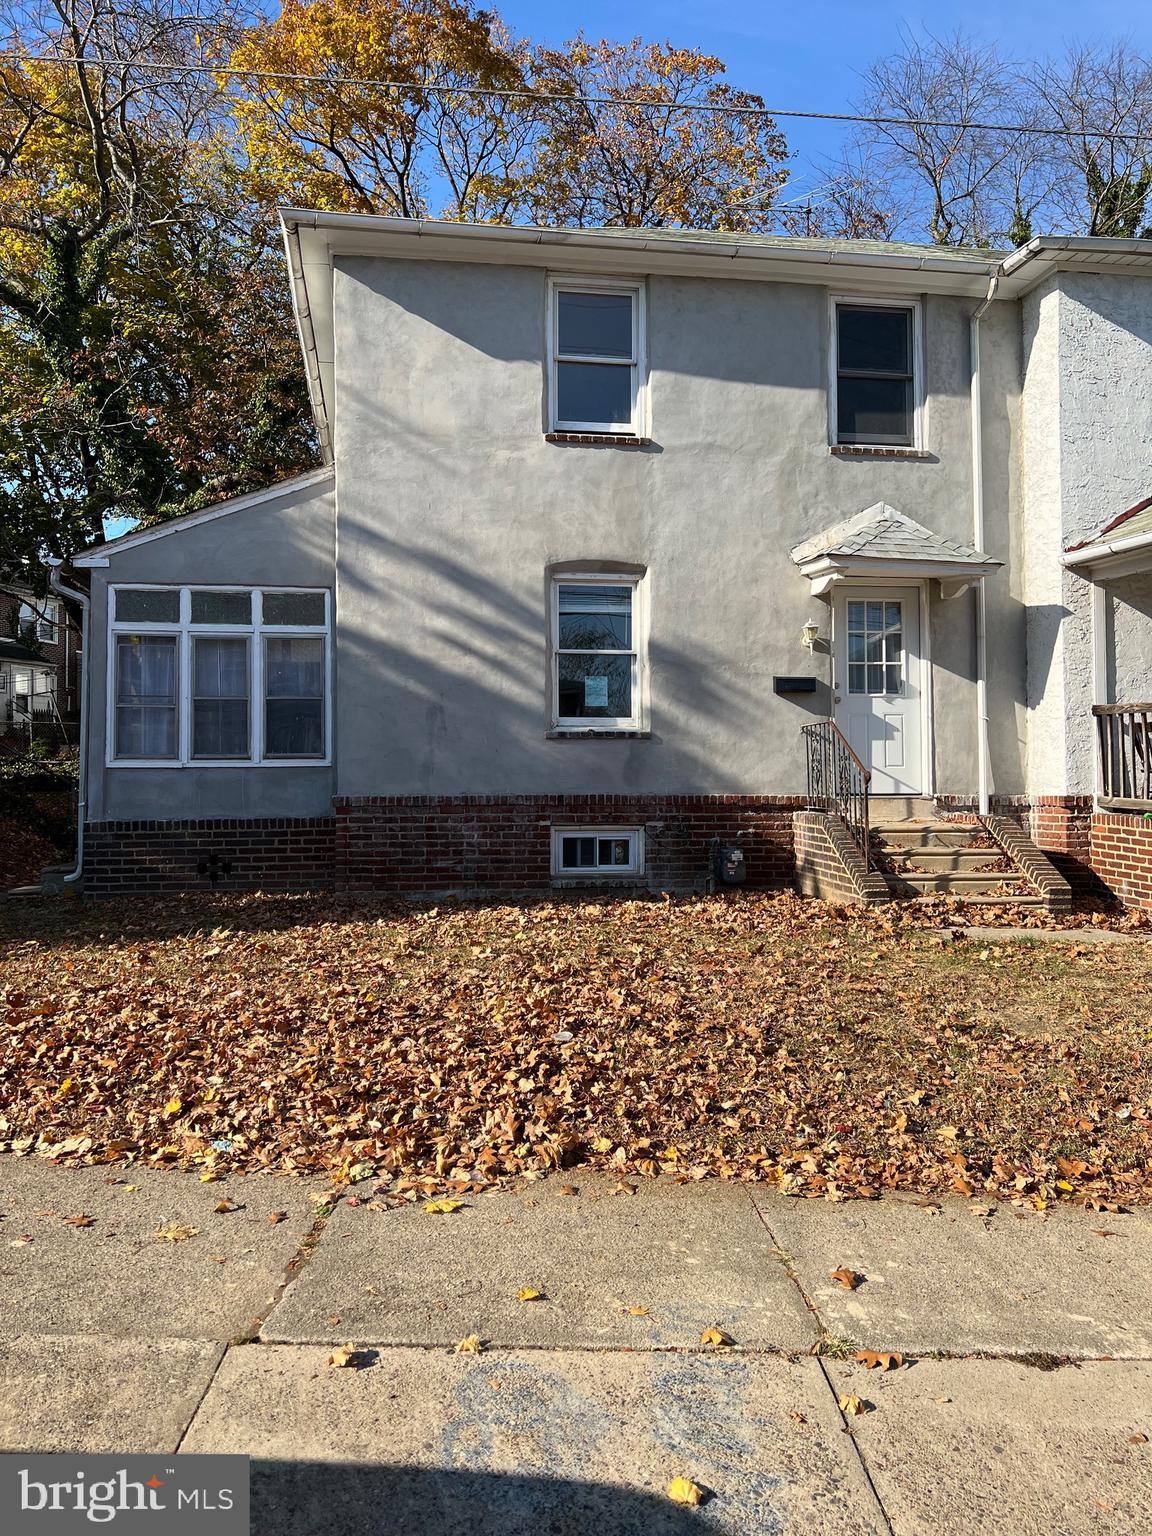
[0,891,1149,1206]
[0,819,64,890]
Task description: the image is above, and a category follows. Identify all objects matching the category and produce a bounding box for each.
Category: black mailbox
[773,676,818,694]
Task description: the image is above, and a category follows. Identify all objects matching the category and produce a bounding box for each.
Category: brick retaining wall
[1089,812,1152,911]
[792,810,891,906]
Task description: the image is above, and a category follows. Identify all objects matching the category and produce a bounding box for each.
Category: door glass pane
[845,601,903,696]
[837,376,912,444]
[262,591,326,627]
[115,589,179,624]
[848,664,866,694]
[885,664,902,693]
[557,585,632,649]
[867,664,884,693]
[115,635,177,757]
[193,637,249,758]
[557,291,633,358]
[264,637,324,757]
[190,590,251,625]
[837,306,911,373]
[557,361,633,426]
[557,653,632,719]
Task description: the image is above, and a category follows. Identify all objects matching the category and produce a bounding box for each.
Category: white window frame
[19,598,59,643]
[106,585,332,768]
[547,275,646,435]
[829,294,924,449]
[551,826,645,878]
[550,572,646,732]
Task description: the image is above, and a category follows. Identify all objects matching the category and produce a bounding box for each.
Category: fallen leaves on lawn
[830,1267,863,1290]
[1,890,1150,1208]
[516,1287,545,1303]
[155,1223,198,1242]
[854,1349,904,1371]
[700,1327,734,1348]
[666,1478,705,1507]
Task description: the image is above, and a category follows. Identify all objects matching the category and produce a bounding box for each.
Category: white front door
[832,586,923,796]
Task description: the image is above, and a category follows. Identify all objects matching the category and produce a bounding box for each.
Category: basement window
[552,826,644,877]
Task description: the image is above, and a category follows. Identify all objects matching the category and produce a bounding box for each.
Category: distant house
[0,585,81,736]
[61,216,1152,908]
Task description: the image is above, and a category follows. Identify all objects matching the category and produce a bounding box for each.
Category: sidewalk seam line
[172,1341,228,1454]
[814,1353,897,1536]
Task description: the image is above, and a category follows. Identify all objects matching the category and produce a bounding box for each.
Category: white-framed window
[831,297,922,447]
[551,826,644,877]
[551,574,644,730]
[18,598,59,643]
[108,586,330,767]
[548,276,644,434]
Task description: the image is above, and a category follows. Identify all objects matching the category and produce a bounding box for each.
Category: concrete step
[869,796,937,821]
[873,822,987,850]
[882,848,1012,873]
[887,870,1033,896]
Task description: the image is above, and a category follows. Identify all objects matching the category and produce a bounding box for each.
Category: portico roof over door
[790,502,1001,596]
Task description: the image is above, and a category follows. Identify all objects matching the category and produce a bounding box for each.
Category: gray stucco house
[58,216,1152,906]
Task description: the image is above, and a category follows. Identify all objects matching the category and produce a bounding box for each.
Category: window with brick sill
[550,574,646,732]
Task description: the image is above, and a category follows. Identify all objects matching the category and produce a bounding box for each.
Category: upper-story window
[19,598,59,643]
[109,586,330,767]
[833,300,920,448]
[549,278,644,434]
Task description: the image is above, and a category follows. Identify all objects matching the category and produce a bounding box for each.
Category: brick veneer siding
[793,810,891,906]
[334,795,803,895]
[1089,812,1152,911]
[85,818,336,896]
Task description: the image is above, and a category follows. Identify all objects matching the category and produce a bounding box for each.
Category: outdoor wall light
[800,621,822,651]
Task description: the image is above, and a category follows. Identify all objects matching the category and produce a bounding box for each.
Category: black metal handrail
[801,719,872,865]
[1094,703,1152,808]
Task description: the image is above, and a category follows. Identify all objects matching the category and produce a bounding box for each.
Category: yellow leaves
[700,1327,734,1348]
[454,1334,484,1354]
[830,1268,863,1290]
[839,1394,869,1417]
[623,1305,650,1317]
[516,1287,545,1303]
[199,1170,221,1183]
[155,1223,198,1242]
[666,1477,705,1507]
[423,1198,465,1214]
[854,1349,904,1371]
[162,1098,183,1119]
[57,1076,75,1097]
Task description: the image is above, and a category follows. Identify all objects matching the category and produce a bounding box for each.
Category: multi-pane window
[553,579,640,728]
[109,587,329,764]
[550,281,642,433]
[19,598,59,642]
[835,303,917,446]
[552,827,643,876]
[846,600,903,696]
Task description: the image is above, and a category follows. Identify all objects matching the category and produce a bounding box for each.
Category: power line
[2,49,1152,144]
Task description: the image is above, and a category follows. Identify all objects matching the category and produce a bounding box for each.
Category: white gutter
[47,563,90,890]
[970,274,1000,816]
[1062,527,1152,567]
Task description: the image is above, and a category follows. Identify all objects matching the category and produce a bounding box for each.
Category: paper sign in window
[584,676,609,708]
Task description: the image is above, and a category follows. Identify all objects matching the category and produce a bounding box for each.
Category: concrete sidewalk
[1,1158,1150,1534]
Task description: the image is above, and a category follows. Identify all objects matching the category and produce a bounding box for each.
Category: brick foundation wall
[85,818,337,897]
[792,810,891,906]
[1090,812,1152,911]
[334,795,803,895]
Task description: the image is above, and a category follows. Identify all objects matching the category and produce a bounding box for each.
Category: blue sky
[497,0,1152,202]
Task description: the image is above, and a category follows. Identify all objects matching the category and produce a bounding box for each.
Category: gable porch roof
[790,503,1001,596]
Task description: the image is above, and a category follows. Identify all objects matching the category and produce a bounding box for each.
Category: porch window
[549,279,643,433]
[552,578,641,729]
[835,303,917,446]
[552,826,643,876]
[108,586,329,766]
[846,600,903,695]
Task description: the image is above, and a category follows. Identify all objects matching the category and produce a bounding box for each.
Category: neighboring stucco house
[58,217,1152,906]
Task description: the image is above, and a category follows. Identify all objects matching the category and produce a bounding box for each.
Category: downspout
[47,563,89,889]
[970,274,1000,817]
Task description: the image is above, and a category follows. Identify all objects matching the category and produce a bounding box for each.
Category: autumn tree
[0,0,315,576]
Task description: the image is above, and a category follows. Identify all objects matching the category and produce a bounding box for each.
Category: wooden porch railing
[1094,703,1152,809]
[801,719,872,866]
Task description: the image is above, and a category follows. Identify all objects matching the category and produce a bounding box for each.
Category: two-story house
[57,216,1152,908]
[0,585,81,737]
